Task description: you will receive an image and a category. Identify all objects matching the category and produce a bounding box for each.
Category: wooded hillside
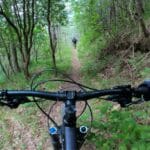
[72,0,150,84]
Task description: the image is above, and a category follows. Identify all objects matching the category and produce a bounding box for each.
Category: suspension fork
[50,91,86,150]
[63,91,77,150]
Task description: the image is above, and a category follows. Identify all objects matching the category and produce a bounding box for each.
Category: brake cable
[30,68,100,136]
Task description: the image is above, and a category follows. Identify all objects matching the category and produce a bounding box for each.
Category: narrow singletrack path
[50,47,83,122]
[50,47,95,150]
[61,47,81,90]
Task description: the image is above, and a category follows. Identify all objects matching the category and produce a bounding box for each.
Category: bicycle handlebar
[0,87,131,101]
[0,80,150,108]
[0,90,66,101]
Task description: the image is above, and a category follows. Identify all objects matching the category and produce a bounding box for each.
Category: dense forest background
[72,0,150,83]
[0,0,150,149]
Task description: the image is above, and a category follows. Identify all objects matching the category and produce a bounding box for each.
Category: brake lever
[0,96,31,109]
[107,85,132,107]
[0,98,19,108]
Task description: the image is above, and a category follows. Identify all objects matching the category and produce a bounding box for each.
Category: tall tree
[0,0,67,78]
[135,0,149,37]
[47,0,67,72]
[0,0,36,78]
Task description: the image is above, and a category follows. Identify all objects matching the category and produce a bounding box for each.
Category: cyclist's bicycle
[0,70,150,150]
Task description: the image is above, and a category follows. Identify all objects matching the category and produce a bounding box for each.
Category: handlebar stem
[63,91,76,127]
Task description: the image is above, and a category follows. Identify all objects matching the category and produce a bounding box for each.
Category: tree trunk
[139,18,149,37]
[6,49,15,73]
[23,55,30,78]
[48,27,57,71]
[0,57,10,79]
[47,0,57,74]
[11,44,21,72]
[0,33,15,73]
[136,0,149,37]
[0,0,35,78]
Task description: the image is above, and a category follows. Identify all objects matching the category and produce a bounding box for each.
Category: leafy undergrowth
[78,101,150,149]
[78,30,150,149]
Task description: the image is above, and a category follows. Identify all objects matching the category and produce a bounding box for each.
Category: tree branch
[0,6,20,38]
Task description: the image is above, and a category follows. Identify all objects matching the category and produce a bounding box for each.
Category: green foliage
[79,101,150,149]
[0,25,72,87]
[0,0,68,78]
[140,67,150,78]
[0,22,73,147]
[51,0,68,25]
[72,0,150,81]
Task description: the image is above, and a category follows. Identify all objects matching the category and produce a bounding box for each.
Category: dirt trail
[50,48,95,150]
[50,47,83,123]
[61,47,81,90]
[71,48,81,81]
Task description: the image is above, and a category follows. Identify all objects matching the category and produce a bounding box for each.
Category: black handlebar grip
[137,80,150,101]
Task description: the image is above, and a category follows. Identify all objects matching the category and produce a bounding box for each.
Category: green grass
[56,40,72,72]
[78,101,150,149]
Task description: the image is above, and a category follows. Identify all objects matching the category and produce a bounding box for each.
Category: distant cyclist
[72,37,78,49]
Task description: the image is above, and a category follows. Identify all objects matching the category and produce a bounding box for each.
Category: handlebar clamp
[0,90,30,108]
